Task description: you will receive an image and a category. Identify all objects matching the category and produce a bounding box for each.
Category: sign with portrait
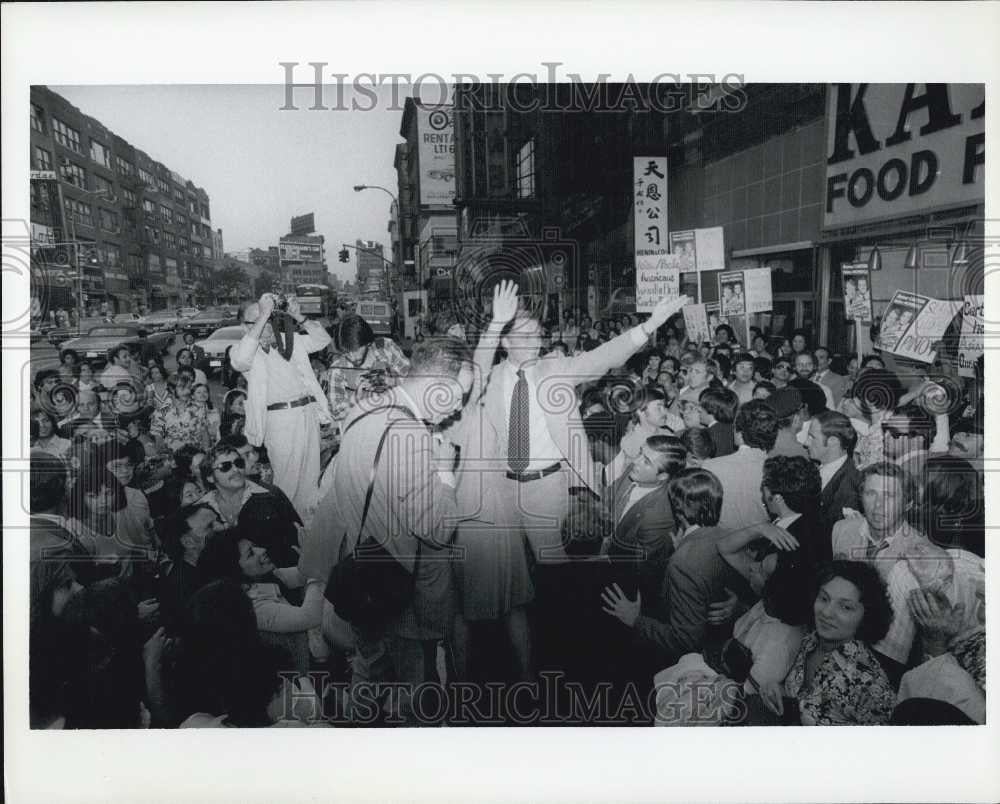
[841,262,873,324]
[876,290,960,363]
[683,303,711,346]
[668,229,697,271]
[718,270,747,317]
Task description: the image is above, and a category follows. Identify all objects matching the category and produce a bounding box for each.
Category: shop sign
[824,83,985,228]
[634,157,668,279]
[417,103,455,206]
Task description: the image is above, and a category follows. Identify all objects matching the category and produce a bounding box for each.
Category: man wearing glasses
[231,293,332,521]
[197,444,271,528]
[771,358,793,390]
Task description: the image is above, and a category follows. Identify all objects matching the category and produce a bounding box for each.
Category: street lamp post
[353,184,399,299]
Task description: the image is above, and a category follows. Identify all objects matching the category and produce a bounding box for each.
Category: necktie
[508,368,530,473]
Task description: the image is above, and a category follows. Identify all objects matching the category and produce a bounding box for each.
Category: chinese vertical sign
[634,157,669,287]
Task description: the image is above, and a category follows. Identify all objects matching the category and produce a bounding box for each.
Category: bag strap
[344,404,450,555]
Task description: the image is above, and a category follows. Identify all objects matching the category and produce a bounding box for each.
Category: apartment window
[199,204,210,220]
[173,187,185,204]
[176,214,188,231]
[138,167,154,187]
[33,146,53,171]
[115,155,135,177]
[127,254,142,274]
[164,231,177,250]
[160,204,173,223]
[122,188,136,208]
[165,257,178,272]
[102,243,121,267]
[148,253,161,272]
[61,161,87,188]
[515,138,535,199]
[64,198,93,227]
[156,176,170,195]
[191,221,199,237]
[90,140,112,169]
[144,225,160,245]
[31,182,51,213]
[52,118,82,153]
[178,237,189,254]
[143,199,157,215]
[31,103,46,133]
[99,208,119,233]
[93,174,114,196]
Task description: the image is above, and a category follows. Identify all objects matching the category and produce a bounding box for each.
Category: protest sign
[957,294,984,378]
[694,226,725,272]
[636,255,681,312]
[877,290,960,363]
[842,263,873,324]
[744,267,773,313]
[683,303,711,345]
[719,271,747,317]
[669,230,697,271]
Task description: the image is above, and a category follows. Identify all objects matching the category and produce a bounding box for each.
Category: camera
[272,292,289,313]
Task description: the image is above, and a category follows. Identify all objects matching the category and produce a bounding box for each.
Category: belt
[267,395,314,412]
[506,461,561,483]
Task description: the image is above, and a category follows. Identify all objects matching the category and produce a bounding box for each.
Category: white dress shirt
[818,454,848,490]
[502,360,563,472]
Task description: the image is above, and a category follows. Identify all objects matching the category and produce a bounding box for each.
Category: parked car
[177,307,200,319]
[47,317,110,347]
[138,309,184,335]
[111,312,142,324]
[183,308,238,339]
[195,324,245,377]
[60,323,173,364]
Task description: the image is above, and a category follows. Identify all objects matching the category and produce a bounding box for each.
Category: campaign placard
[957,294,984,377]
[743,267,773,313]
[669,229,697,272]
[877,290,960,363]
[683,302,711,346]
[694,226,725,272]
[842,263,873,324]
[636,254,681,312]
[718,270,746,317]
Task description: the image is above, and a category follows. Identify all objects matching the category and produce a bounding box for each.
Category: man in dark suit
[805,410,862,530]
[606,434,687,607]
[813,346,850,408]
[602,468,745,668]
[761,454,830,564]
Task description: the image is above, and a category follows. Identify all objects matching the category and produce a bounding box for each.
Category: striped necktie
[508,368,530,473]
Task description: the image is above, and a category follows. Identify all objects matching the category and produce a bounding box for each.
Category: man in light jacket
[231,293,332,520]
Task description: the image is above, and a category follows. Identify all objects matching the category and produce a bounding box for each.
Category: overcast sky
[51,84,409,282]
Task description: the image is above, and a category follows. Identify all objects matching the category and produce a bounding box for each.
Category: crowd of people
[28,287,985,728]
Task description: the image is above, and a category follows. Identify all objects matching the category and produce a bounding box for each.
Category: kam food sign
[824,84,985,228]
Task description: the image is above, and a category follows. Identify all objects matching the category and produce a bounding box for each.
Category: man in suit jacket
[606,435,687,607]
[698,400,779,531]
[602,467,744,669]
[805,410,862,530]
[813,347,850,408]
[301,336,476,722]
[760,454,830,565]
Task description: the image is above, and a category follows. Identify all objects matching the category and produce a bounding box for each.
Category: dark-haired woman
[326,314,410,433]
[757,560,896,725]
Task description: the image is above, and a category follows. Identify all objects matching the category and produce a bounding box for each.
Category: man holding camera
[231,293,332,520]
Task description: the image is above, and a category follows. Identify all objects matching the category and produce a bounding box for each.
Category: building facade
[278,233,327,291]
[449,82,984,355]
[30,86,216,314]
[355,239,386,294]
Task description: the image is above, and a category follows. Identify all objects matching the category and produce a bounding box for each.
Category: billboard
[417,104,455,206]
[290,213,315,235]
[824,84,985,229]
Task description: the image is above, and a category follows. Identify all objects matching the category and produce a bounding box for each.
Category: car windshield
[86,327,130,337]
[143,311,175,320]
[207,326,245,339]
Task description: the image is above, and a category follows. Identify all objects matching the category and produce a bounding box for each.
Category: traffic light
[338,248,349,263]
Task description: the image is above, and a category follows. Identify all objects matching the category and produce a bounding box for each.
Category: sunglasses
[213,457,246,473]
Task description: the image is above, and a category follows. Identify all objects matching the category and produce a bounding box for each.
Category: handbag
[324,405,421,627]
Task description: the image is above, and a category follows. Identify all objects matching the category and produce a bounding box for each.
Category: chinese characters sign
[634,157,668,285]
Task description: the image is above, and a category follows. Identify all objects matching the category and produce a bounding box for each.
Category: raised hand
[648,294,692,329]
[491,280,520,325]
[258,293,276,320]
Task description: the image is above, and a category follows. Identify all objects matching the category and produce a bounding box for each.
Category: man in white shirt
[99,345,138,388]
